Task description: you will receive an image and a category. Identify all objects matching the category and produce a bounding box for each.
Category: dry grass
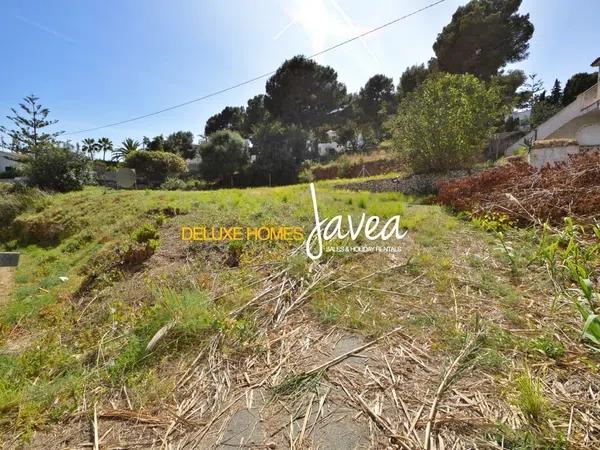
[0,183,598,449]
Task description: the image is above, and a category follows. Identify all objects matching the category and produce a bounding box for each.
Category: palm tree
[81,138,98,160]
[98,137,113,161]
[112,138,140,162]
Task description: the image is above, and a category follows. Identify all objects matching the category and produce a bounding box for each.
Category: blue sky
[0,0,599,146]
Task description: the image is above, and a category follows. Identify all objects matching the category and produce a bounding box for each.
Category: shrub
[125,151,187,186]
[390,73,507,173]
[0,167,22,179]
[298,167,314,183]
[160,177,186,190]
[25,146,91,192]
[184,179,207,191]
[132,224,159,243]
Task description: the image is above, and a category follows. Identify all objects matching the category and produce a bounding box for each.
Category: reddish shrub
[436,153,600,225]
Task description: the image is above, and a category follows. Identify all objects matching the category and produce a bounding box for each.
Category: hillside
[0,181,599,449]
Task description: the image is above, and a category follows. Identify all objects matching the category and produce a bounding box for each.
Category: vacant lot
[0,181,598,449]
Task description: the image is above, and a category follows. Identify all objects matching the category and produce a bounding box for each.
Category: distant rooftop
[592,56,600,67]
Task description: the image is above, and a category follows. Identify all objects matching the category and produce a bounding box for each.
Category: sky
[0,0,599,146]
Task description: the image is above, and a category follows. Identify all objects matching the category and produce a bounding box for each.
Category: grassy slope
[0,181,598,447]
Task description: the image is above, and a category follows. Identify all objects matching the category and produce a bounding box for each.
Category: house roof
[592,56,600,67]
[0,150,25,161]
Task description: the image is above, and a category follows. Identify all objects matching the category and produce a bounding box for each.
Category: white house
[0,150,22,174]
[507,56,600,169]
[316,130,364,157]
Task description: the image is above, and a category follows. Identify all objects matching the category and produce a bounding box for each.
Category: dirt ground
[0,267,14,306]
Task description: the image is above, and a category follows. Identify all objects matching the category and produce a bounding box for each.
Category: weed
[532,336,565,360]
[132,224,159,243]
[512,371,548,422]
[272,371,321,399]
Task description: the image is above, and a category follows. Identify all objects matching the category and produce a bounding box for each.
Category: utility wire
[65,0,446,135]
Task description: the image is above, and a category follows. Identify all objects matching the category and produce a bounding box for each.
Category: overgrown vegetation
[390,73,508,173]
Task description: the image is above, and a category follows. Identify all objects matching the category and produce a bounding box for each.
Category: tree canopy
[164,131,196,159]
[204,106,246,136]
[391,73,507,173]
[562,72,597,106]
[399,64,432,97]
[264,55,347,130]
[249,122,307,185]
[356,74,396,139]
[243,95,269,137]
[199,130,248,184]
[433,0,534,79]
[0,95,63,154]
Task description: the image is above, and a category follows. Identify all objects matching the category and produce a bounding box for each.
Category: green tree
[562,72,597,106]
[81,138,99,160]
[549,79,562,105]
[0,95,62,154]
[390,73,507,173]
[398,63,431,97]
[265,55,347,130]
[357,74,396,140]
[112,138,140,162]
[243,95,269,137]
[25,145,90,192]
[98,137,113,161]
[147,135,165,152]
[164,131,196,159]
[249,122,308,185]
[433,0,534,80]
[204,106,246,136]
[491,69,527,106]
[522,73,544,110]
[199,130,248,184]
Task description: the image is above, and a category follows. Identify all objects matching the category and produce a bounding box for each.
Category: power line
[65,0,446,136]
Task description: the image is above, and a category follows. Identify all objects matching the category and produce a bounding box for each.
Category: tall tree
[112,138,140,162]
[148,135,165,152]
[357,74,396,140]
[522,73,544,110]
[81,138,99,160]
[562,72,598,106]
[433,0,534,80]
[199,130,248,184]
[549,79,562,105]
[98,137,113,161]
[264,55,347,131]
[243,95,269,137]
[164,131,196,159]
[0,95,62,154]
[204,106,246,136]
[250,121,307,186]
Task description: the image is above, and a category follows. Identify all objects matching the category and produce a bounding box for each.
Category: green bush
[160,177,186,190]
[184,179,207,190]
[125,151,187,186]
[390,73,507,173]
[25,146,91,192]
[132,224,159,243]
[0,168,22,179]
[298,167,314,183]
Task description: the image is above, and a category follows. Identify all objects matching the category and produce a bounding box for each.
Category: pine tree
[0,95,62,154]
[549,79,562,105]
